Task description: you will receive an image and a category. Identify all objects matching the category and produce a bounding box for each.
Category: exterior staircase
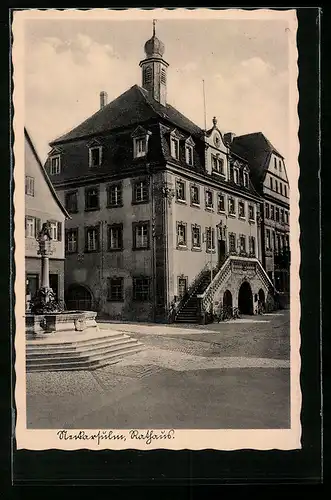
[174,269,213,323]
[26,330,144,372]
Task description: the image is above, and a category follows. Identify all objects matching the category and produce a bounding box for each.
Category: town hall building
[45,24,279,323]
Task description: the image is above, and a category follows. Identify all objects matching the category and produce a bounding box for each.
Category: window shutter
[57,222,62,241]
[35,218,41,238]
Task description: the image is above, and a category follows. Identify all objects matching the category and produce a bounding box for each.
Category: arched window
[143,66,152,85]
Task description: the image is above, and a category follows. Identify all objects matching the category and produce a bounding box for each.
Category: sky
[23,15,292,163]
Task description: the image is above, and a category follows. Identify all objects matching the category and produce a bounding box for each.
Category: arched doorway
[238,281,253,315]
[223,290,233,309]
[65,284,93,311]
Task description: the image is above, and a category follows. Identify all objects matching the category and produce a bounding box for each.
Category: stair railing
[174,261,212,317]
[198,257,232,312]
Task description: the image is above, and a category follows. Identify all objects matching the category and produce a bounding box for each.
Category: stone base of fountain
[25,310,98,339]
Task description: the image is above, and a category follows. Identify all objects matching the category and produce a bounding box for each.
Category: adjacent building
[25,128,69,310]
[232,132,290,299]
[44,26,277,322]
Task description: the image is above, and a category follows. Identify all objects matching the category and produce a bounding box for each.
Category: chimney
[224,132,236,145]
[100,91,108,109]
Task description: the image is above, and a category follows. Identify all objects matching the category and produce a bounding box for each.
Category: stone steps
[26,332,144,372]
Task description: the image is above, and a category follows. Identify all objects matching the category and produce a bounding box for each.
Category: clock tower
[139,20,169,107]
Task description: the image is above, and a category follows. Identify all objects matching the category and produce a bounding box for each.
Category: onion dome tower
[139,20,169,106]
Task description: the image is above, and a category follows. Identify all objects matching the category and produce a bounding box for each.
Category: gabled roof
[50,84,203,145]
[24,128,70,219]
[231,132,284,186]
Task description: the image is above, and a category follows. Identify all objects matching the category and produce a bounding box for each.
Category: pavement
[26,310,290,429]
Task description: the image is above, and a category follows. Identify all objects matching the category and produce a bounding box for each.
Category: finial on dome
[144,19,165,58]
[153,19,156,37]
[212,116,217,127]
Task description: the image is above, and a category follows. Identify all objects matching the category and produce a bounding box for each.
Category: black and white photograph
[13,8,300,451]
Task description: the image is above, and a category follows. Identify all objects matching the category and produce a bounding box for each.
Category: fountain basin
[26,311,98,339]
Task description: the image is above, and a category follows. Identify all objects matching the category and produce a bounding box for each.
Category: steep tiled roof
[25,128,70,219]
[51,85,203,145]
[231,132,284,188]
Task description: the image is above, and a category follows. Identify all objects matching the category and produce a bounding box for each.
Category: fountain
[26,221,98,339]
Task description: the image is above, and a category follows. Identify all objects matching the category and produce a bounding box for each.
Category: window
[85,226,100,252]
[218,193,225,212]
[280,209,284,223]
[249,236,256,256]
[25,217,36,238]
[133,277,150,301]
[107,183,122,207]
[229,164,234,182]
[89,146,102,167]
[25,176,34,196]
[133,222,149,250]
[212,155,224,174]
[248,205,255,221]
[284,185,287,197]
[134,137,147,158]
[65,191,78,213]
[280,183,283,195]
[191,225,201,249]
[177,222,187,247]
[206,227,215,251]
[274,158,277,169]
[239,235,246,254]
[270,205,275,220]
[228,197,236,215]
[205,189,213,210]
[275,180,278,193]
[185,145,193,166]
[273,231,276,251]
[85,186,99,211]
[107,277,124,302]
[265,203,270,219]
[234,168,239,184]
[266,229,271,250]
[176,180,186,202]
[190,185,200,205]
[279,160,282,171]
[229,233,236,253]
[50,156,60,175]
[161,68,167,85]
[143,66,152,85]
[65,228,78,254]
[243,172,249,187]
[133,179,149,204]
[108,224,123,251]
[275,207,280,222]
[270,177,273,190]
[49,221,62,241]
[285,211,289,224]
[170,136,179,160]
[178,278,187,299]
[238,201,245,218]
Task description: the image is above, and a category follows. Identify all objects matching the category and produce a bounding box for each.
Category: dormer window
[171,136,179,160]
[89,146,102,168]
[134,137,147,158]
[234,168,239,184]
[185,144,193,165]
[50,155,61,175]
[243,171,249,187]
[132,126,152,159]
[212,154,224,175]
[185,136,195,166]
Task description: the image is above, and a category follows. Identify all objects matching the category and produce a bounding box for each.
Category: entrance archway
[65,284,93,311]
[238,281,253,315]
[223,290,233,309]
